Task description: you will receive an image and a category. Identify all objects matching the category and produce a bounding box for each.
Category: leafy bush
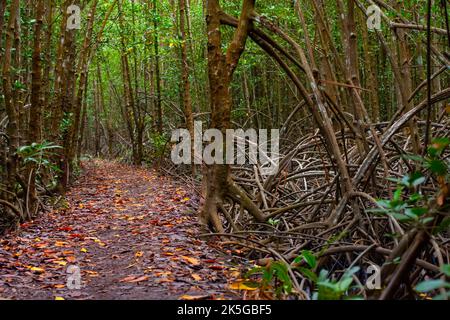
[416,264,450,300]
[370,137,449,226]
[16,141,62,189]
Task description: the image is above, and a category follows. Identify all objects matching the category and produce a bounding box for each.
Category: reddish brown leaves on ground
[0,160,241,300]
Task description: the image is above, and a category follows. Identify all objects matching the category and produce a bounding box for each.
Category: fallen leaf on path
[66,256,76,263]
[209,265,224,270]
[229,281,258,291]
[179,295,210,301]
[181,256,200,266]
[29,266,45,273]
[55,241,68,247]
[119,275,149,283]
[58,227,73,232]
[191,273,202,281]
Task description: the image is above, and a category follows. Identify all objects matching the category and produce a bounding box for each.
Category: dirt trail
[0,160,240,300]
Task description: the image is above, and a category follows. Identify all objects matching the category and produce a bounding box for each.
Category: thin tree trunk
[201,0,259,232]
[2,0,21,206]
[68,0,98,167]
[153,0,163,134]
[26,0,45,216]
[179,0,195,174]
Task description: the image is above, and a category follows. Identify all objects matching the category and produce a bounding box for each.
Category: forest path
[0,160,240,300]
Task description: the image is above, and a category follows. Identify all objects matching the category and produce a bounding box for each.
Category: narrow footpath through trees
[0,160,241,300]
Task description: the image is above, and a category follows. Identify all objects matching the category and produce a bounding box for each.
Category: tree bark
[179,0,195,174]
[201,0,257,232]
[27,0,46,216]
[2,0,21,205]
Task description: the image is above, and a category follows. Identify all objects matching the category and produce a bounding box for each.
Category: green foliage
[369,138,449,299]
[149,133,169,159]
[370,138,449,225]
[13,80,26,91]
[246,261,293,298]
[313,267,360,300]
[294,250,359,300]
[59,112,74,136]
[16,141,62,191]
[294,250,318,283]
[244,250,359,300]
[17,141,62,172]
[416,264,450,300]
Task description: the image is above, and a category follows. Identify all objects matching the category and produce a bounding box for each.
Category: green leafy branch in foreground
[16,141,63,190]
[416,264,450,300]
[240,138,449,300]
[370,137,449,225]
[17,141,62,172]
[369,137,450,299]
[243,250,360,300]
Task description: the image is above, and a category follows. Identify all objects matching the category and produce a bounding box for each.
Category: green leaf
[416,280,447,292]
[405,207,427,220]
[393,188,403,201]
[318,269,330,282]
[435,218,450,234]
[408,193,422,203]
[300,250,317,269]
[433,291,450,300]
[409,172,426,187]
[386,177,401,184]
[402,154,424,162]
[376,199,391,209]
[426,159,447,176]
[297,267,318,283]
[390,213,412,222]
[441,265,450,277]
[420,217,435,225]
[338,277,354,292]
[245,266,264,278]
[428,137,450,157]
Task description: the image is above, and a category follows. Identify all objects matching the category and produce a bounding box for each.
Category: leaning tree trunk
[200,0,259,232]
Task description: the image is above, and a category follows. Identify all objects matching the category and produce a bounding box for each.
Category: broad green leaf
[416,279,447,292]
[300,250,317,269]
[441,265,450,277]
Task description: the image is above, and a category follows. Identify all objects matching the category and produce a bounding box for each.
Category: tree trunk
[153,0,163,135]
[201,0,257,232]
[27,0,45,216]
[68,0,98,169]
[179,0,195,174]
[2,0,21,206]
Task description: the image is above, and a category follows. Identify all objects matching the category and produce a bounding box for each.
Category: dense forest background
[0,0,449,300]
